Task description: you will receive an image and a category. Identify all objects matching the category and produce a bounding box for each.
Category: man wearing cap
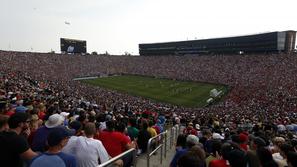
[29,128,76,167]
[0,112,37,167]
[32,113,65,152]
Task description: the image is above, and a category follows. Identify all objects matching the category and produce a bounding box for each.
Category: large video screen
[60,38,87,53]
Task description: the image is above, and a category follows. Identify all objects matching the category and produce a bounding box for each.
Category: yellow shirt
[147,127,157,137]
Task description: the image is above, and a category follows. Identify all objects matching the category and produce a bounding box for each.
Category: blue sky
[0,0,296,55]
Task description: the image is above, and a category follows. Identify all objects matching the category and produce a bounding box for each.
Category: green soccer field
[81,75,228,108]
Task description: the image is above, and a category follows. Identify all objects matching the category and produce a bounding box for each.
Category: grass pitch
[82,75,227,108]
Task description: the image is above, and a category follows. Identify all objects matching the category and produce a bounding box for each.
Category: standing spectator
[137,120,151,155]
[97,120,134,167]
[0,112,37,167]
[98,120,135,157]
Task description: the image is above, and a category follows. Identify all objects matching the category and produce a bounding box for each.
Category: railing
[169,124,180,149]
[97,148,136,167]
[97,124,181,167]
[146,124,181,167]
[147,131,167,167]
[175,124,180,141]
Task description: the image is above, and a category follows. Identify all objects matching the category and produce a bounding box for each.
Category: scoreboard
[60,38,87,53]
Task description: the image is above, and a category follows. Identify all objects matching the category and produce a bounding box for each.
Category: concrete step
[135,134,177,167]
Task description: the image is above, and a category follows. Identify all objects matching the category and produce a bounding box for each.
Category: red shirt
[97,131,131,157]
[240,143,248,151]
[209,159,230,167]
[5,110,15,117]
[152,125,160,134]
[183,127,198,136]
[38,111,46,120]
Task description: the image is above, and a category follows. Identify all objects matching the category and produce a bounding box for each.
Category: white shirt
[62,136,110,167]
[272,152,288,167]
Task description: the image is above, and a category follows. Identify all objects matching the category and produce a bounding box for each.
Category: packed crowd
[0,50,297,167]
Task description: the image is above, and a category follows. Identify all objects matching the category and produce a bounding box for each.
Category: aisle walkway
[136,145,176,167]
[135,127,178,167]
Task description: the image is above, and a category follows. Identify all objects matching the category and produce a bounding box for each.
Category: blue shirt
[170,148,188,167]
[32,126,55,152]
[30,152,76,167]
[32,126,73,152]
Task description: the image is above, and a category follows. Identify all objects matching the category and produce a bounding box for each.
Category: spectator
[228,148,247,167]
[287,151,297,167]
[177,145,206,167]
[239,132,249,151]
[175,134,187,151]
[257,147,278,167]
[246,136,266,167]
[170,134,200,167]
[2,50,297,167]
[278,143,295,167]
[68,120,82,136]
[127,118,139,141]
[0,112,37,167]
[147,120,157,138]
[62,122,110,167]
[201,129,213,154]
[183,122,198,136]
[209,142,233,167]
[205,140,222,167]
[137,120,151,155]
[29,127,76,167]
[271,137,286,166]
[32,113,65,152]
[98,120,135,157]
[0,114,9,131]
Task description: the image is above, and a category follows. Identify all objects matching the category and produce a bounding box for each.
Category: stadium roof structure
[139,30,296,56]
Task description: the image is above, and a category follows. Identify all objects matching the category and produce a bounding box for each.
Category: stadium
[0,31,297,167]
[139,30,296,55]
